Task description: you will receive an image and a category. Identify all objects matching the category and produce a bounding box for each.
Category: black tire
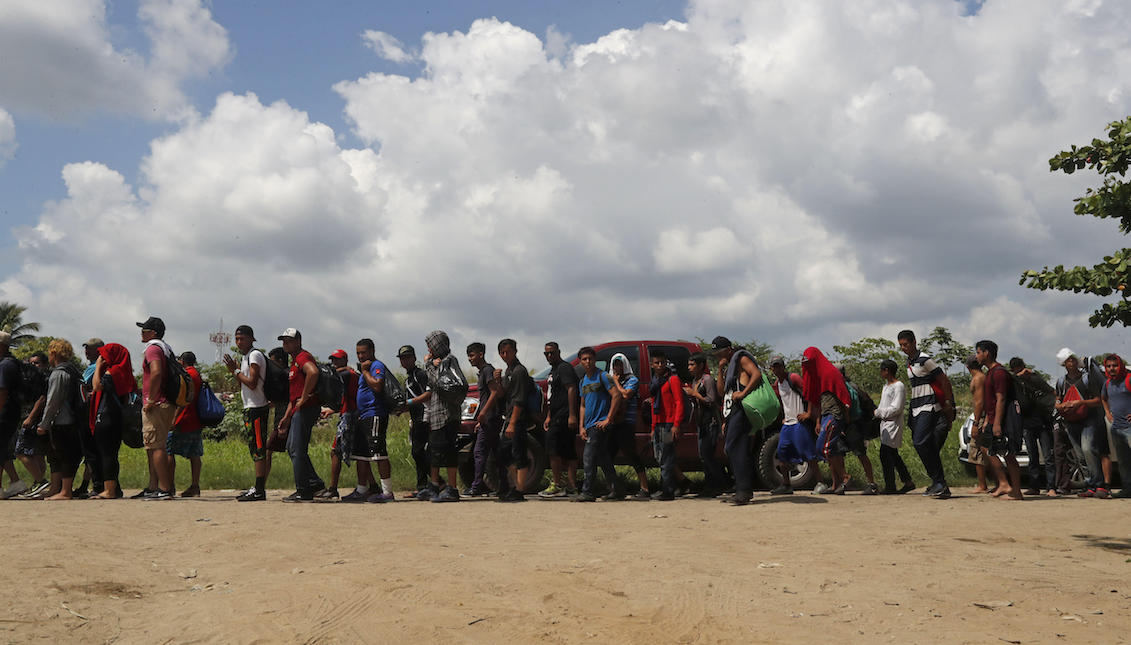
[458,429,548,492]
[757,431,818,490]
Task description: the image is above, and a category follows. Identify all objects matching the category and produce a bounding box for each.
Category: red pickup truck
[457,340,817,492]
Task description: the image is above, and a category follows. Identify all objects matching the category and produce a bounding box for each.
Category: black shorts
[500,423,530,470]
[353,415,389,461]
[0,422,18,462]
[243,406,271,462]
[545,414,577,461]
[429,420,459,467]
[14,425,48,457]
[844,421,868,457]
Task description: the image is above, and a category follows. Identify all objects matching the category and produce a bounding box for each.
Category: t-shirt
[1103,377,1131,431]
[0,355,23,428]
[546,361,578,419]
[820,392,844,420]
[289,350,319,408]
[477,363,502,425]
[341,369,360,414]
[173,366,204,433]
[355,361,387,419]
[983,366,1013,427]
[404,365,428,425]
[775,373,804,426]
[692,372,718,428]
[618,374,639,426]
[580,371,613,430]
[906,352,942,416]
[240,349,268,409]
[1057,372,1102,423]
[142,341,168,405]
[503,361,534,425]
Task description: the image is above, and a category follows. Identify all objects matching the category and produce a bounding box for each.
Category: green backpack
[732,352,782,432]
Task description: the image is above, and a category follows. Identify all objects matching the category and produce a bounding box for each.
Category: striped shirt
[906,352,943,416]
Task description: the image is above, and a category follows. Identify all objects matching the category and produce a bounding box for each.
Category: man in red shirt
[277,328,325,502]
[647,349,685,501]
[976,340,1023,500]
[322,350,362,502]
[167,352,204,497]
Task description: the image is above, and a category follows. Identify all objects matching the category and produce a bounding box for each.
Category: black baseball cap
[234,324,256,340]
[136,316,166,336]
[710,336,733,352]
[397,345,416,357]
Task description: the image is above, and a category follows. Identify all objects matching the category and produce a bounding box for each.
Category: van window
[647,344,693,383]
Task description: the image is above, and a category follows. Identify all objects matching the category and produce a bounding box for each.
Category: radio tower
[209,318,231,363]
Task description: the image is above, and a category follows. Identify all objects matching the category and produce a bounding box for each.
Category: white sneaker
[1,480,28,500]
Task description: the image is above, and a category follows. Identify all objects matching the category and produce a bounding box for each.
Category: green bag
[739,363,782,432]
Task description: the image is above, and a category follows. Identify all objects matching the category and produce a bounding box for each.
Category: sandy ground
[1,488,1129,645]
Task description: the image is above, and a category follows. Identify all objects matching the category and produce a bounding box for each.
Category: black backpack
[257,350,289,404]
[315,363,344,410]
[1011,372,1055,417]
[381,369,407,411]
[15,359,47,417]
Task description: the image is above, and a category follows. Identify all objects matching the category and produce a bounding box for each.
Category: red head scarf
[1105,353,1127,385]
[89,343,136,433]
[800,346,850,409]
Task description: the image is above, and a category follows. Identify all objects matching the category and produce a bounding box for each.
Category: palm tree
[0,301,40,346]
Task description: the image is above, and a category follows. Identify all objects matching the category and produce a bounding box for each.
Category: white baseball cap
[1055,347,1076,366]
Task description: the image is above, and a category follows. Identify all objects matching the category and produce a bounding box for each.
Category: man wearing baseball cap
[276,328,326,502]
[320,349,359,501]
[397,345,433,496]
[223,325,274,501]
[712,336,763,505]
[137,316,177,500]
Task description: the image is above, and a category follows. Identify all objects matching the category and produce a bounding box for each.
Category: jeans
[471,419,501,490]
[1066,419,1107,487]
[583,426,616,495]
[723,412,754,496]
[697,419,728,491]
[1023,418,1055,490]
[910,411,947,487]
[1110,424,1131,491]
[607,422,646,475]
[878,444,911,490]
[286,405,324,494]
[653,423,677,495]
[409,420,431,489]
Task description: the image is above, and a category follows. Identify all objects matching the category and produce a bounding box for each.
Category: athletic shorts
[429,420,459,467]
[816,414,849,460]
[142,402,177,450]
[166,429,204,458]
[500,423,531,470]
[844,421,869,457]
[243,406,271,462]
[545,414,577,461]
[776,422,818,465]
[14,425,48,457]
[352,415,389,461]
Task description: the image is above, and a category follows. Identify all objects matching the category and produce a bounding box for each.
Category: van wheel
[757,431,818,490]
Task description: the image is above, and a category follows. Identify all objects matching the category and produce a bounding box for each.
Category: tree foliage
[832,337,905,396]
[919,326,974,371]
[0,301,40,347]
[1021,116,1131,327]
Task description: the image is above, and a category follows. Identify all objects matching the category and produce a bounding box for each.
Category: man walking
[397,345,432,497]
[0,331,30,500]
[1009,357,1056,495]
[685,353,728,497]
[223,325,272,501]
[712,337,761,505]
[497,338,535,502]
[465,342,504,497]
[649,349,685,501]
[540,342,579,498]
[323,349,359,501]
[977,340,1023,500]
[897,329,954,499]
[574,346,620,502]
[1101,354,1131,498]
[767,356,819,495]
[277,328,325,502]
[419,330,463,502]
[1054,348,1112,498]
[352,339,395,503]
[167,352,204,498]
[137,316,177,500]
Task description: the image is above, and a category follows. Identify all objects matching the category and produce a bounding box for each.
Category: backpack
[434,355,469,405]
[196,381,226,427]
[733,353,781,433]
[121,391,144,449]
[1058,368,1098,423]
[315,362,344,411]
[149,340,194,408]
[1010,371,1054,418]
[848,382,881,439]
[525,373,545,426]
[381,369,407,411]
[8,358,46,417]
[260,352,290,404]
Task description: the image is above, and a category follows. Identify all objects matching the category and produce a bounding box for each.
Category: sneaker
[1095,487,1112,499]
[813,482,831,495]
[145,489,174,501]
[898,482,916,495]
[497,489,526,503]
[729,492,752,506]
[130,488,154,500]
[1112,489,1131,499]
[341,489,368,503]
[314,487,339,500]
[416,485,438,501]
[367,491,395,503]
[932,486,952,500]
[72,488,91,500]
[236,489,266,502]
[770,484,793,495]
[1078,487,1097,498]
[571,492,597,502]
[654,491,675,501]
[1,480,28,499]
[922,482,943,497]
[180,484,200,498]
[863,482,879,496]
[461,486,490,497]
[432,486,460,502]
[600,488,624,501]
[538,483,566,499]
[632,489,652,500]
[833,482,847,496]
[281,491,314,503]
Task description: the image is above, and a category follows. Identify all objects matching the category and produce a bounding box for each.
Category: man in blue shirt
[1101,353,1131,498]
[349,338,394,503]
[574,346,620,502]
[608,354,649,499]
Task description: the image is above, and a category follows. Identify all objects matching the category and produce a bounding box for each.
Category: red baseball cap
[329,349,348,359]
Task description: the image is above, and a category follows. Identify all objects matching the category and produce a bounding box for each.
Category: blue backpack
[196,382,226,427]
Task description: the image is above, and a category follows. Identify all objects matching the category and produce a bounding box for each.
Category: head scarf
[425,330,450,359]
[608,353,635,378]
[89,343,136,433]
[1105,353,1127,385]
[800,346,850,408]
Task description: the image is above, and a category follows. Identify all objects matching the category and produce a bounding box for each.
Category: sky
[0,0,1127,376]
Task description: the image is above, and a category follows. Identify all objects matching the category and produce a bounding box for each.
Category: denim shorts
[166,430,204,458]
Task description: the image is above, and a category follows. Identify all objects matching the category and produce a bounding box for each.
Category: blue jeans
[1066,419,1108,486]
[723,412,753,496]
[911,411,947,487]
[697,418,728,491]
[1109,424,1131,491]
[287,405,325,494]
[653,423,677,495]
[583,426,616,495]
